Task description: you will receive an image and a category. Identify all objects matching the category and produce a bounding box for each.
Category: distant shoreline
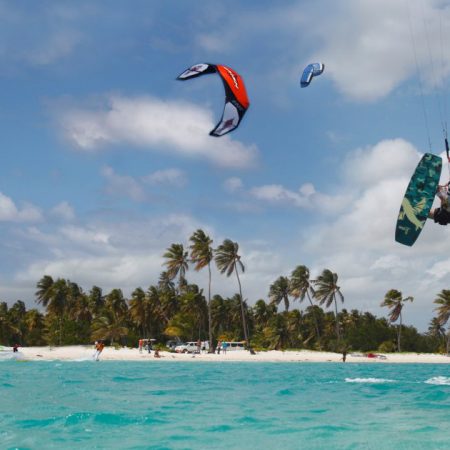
[3,346,450,363]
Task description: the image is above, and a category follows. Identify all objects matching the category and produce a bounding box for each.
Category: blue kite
[300,63,325,88]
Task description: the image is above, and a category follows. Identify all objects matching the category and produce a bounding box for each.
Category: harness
[434,207,450,225]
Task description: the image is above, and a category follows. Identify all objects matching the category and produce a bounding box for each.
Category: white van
[221,341,246,351]
[174,341,210,354]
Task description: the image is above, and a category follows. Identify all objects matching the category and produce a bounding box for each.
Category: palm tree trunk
[306,292,320,340]
[234,266,249,345]
[446,331,450,356]
[207,263,213,353]
[398,313,402,352]
[333,295,341,341]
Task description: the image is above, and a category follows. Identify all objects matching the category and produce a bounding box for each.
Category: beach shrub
[378,340,396,353]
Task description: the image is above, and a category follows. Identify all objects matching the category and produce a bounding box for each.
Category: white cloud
[194,0,450,102]
[249,183,350,214]
[0,192,42,222]
[343,139,421,187]
[25,30,81,66]
[296,138,450,327]
[3,137,450,331]
[308,0,450,101]
[101,166,146,202]
[143,168,187,187]
[58,95,258,168]
[195,137,450,328]
[223,177,243,193]
[251,184,309,206]
[15,213,210,294]
[51,201,75,221]
[426,258,450,281]
[60,225,111,247]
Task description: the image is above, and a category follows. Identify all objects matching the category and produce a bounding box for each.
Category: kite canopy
[177,63,250,137]
[300,63,325,88]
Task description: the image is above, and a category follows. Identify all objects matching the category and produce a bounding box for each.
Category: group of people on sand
[216,341,228,354]
[138,339,161,358]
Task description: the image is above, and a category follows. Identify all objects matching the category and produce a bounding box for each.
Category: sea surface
[1,359,450,449]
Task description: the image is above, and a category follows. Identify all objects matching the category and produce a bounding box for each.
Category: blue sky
[1,0,450,330]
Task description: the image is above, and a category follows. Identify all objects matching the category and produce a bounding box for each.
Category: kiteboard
[395,153,442,246]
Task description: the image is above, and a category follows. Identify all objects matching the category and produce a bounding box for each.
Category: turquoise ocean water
[1,359,450,449]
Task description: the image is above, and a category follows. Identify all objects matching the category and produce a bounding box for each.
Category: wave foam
[0,352,24,361]
[345,377,395,383]
[424,376,450,385]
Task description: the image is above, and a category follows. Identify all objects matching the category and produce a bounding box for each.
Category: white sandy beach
[5,346,450,363]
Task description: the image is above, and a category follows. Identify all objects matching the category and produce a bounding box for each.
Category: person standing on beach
[93,341,105,361]
[217,340,221,354]
[138,339,143,353]
[222,342,227,354]
[342,349,347,363]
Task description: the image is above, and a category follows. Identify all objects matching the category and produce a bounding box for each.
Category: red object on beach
[367,353,376,358]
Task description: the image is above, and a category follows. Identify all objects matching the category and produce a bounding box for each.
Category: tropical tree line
[0,229,449,354]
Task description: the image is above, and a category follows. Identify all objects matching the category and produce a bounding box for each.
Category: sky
[1,0,450,331]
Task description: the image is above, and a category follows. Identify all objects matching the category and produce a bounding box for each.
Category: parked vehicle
[166,340,181,350]
[220,341,245,351]
[174,341,210,354]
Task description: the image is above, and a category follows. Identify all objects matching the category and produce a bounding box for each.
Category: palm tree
[380,289,413,352]
[285,309,303,348]
[289,265,320,340]
[189,229,214,352]
[433,290,450,355]
[428,317,447,354]
[434,289,450,325]
[65,281,84,315]
[8,300,27,342]
[36,277,68,345]
[252,299,276,331]
[313,269,344,341]
[158,271,175,293]
[210,295,230,337]
[163,243,189,293]
[215,239,250,348]
[88,286,104,318]
[104,288,128,319]
[91,310,128,345]
[264,314,289,350]
[268,276,291,311]
[35,275,55,308]
[129,287,147,338]
[70,292,92,324]
[0,302,20,345]
[178,284,208,340]
[23,309,45,345]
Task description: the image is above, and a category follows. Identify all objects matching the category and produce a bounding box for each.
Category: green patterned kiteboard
[395,153,442,246]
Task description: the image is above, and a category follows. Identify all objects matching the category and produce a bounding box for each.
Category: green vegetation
[0,231,448,354]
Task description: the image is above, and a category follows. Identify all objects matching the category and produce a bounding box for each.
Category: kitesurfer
[429,183,450,225]
[93,340,105,361]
